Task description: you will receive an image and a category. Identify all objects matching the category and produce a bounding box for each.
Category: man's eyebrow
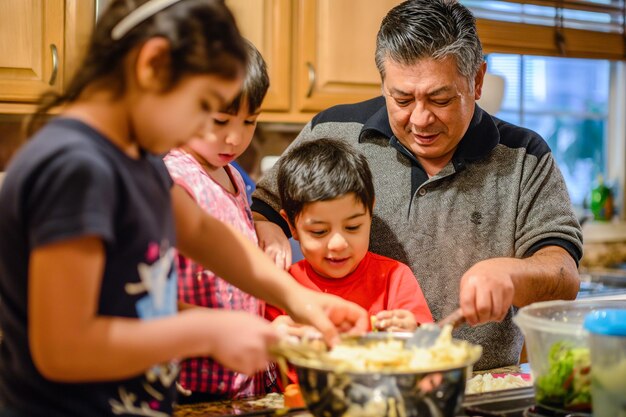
[388,87,411,96]
[428,86,455,96]
[388,86,455,97]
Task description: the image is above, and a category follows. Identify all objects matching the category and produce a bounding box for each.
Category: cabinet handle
[49,44,58,86]
[306,62,316,98]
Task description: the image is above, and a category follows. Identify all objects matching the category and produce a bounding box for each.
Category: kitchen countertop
[577,268,626,300]
[173,394,297,417]
[174,388,539,417]
[174,365,531,417]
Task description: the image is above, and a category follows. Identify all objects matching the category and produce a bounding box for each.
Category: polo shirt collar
[359,101,394,141]
[358,100,500,164]
[454,104,500,162]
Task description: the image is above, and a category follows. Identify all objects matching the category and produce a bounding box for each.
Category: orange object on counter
[283,384,305,408]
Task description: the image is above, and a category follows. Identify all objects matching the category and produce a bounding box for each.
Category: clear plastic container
[513,299,626,414]
[583,309,626,417]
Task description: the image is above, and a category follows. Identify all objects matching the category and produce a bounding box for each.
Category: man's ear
[473,61,487,100]
[135,37,172,91]
[279,209,299,241]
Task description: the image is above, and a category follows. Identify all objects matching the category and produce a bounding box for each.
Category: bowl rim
[287,337,483,375]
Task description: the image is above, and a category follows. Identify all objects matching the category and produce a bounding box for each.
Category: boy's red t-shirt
[266,251,433,326]
[266,251,433,391]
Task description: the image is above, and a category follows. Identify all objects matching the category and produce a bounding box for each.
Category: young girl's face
[132,74,243,155]
[185,100,259,169]
[289,194,371,279]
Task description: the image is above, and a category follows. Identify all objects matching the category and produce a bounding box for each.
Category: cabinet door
[64,0,95,84]
[226,0,291,112]
[295,0,401,112]
[0,0,65,102]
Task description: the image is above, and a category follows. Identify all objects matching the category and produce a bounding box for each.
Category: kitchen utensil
[406,308,466,349]
[289,333,481,417]
[584,309,626,417]
[513,299,626,415]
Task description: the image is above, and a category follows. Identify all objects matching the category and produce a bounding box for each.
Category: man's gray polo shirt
[252,96,583,370]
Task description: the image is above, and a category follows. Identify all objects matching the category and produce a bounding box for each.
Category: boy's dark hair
[27,0,247,135]
[277,139,375,226]
[224,39,270,115]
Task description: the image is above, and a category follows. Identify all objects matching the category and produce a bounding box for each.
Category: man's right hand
[254,219,292,270]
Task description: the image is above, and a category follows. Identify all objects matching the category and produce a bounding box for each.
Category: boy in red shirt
[266,139,432,333]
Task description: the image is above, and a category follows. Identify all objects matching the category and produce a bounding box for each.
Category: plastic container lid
[513,299,625,337]
[583,309,626,336]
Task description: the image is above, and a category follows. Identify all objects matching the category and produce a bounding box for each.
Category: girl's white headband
[111,0,183,40]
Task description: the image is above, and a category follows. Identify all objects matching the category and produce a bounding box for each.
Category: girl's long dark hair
[27,0,247,135]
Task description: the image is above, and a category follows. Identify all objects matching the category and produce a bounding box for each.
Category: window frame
[607,62,626,218]
[477,19,625,59]
[464,0,626,60]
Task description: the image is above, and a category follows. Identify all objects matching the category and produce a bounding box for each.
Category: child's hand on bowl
[374,309,418,332]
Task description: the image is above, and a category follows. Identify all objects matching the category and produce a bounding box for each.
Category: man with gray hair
[252,0,582,370]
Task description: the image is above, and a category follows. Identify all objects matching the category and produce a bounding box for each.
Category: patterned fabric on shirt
[164,149,272,398]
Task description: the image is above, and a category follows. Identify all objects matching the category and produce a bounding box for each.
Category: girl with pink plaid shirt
[164,41,275,403]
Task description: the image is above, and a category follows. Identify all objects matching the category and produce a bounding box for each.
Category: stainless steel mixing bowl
[288,333,482,417]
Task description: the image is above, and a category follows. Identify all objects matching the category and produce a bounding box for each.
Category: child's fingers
[265,247,286,269]
[277,252,289,270]
[283,250,292,270]
[376,318,393,330]
[271,314,296,327]
[328,303,369,335]
[269,249,290,270]
[243,329,278,374]
[377,313,417,332]
[287,324,318,339]
[254,221,292,270]
[239,355,271,376]
[393,310,410,319]
[304,306,339,346]
[386,326,405,332]
[375,310,393,320]
[286,292,367,345]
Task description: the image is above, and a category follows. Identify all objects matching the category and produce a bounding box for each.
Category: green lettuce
[535,341,591,411]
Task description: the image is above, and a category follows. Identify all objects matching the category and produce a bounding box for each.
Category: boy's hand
[374,309,418,332]
[254,219,292,270]
[284,289,368,346]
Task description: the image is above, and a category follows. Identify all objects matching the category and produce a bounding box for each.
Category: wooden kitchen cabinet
[229,0,401,123]
[226,0,292,112]
[0,0,400,122]
[0,1,94,114]
[294,0,401,114]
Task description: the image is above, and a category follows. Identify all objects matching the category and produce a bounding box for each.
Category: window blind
[461,1,626,60]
